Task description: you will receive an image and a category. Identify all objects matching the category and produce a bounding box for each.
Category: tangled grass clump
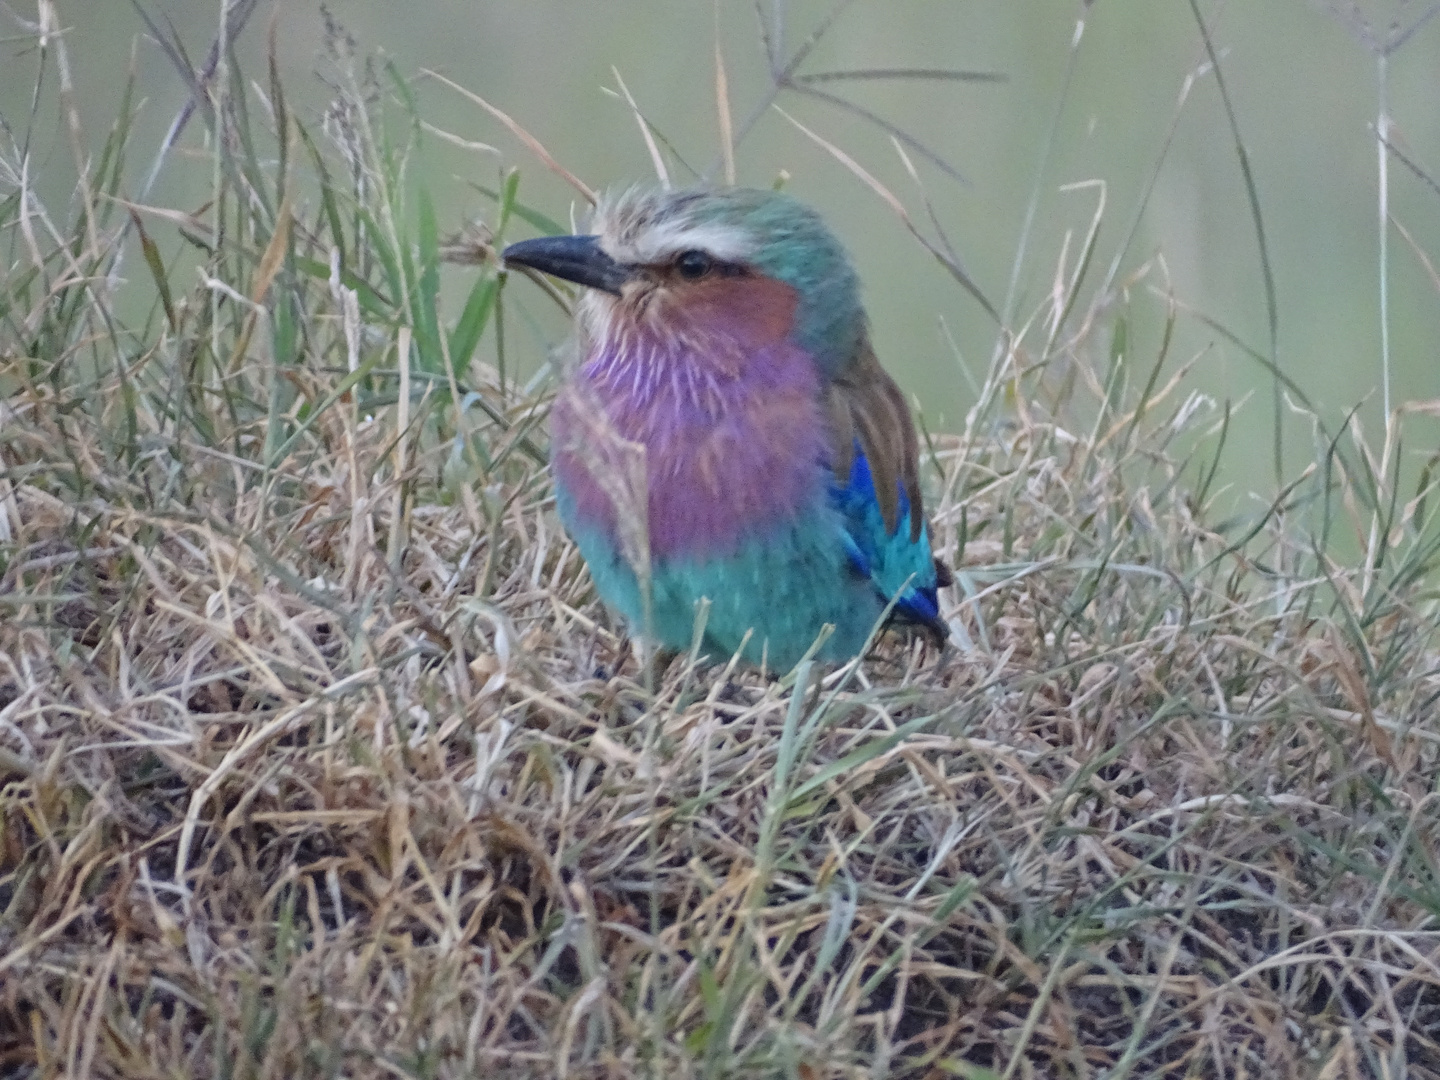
[2,11,1440,1080]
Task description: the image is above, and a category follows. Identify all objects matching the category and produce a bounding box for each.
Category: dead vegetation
[2,7,1440,1079]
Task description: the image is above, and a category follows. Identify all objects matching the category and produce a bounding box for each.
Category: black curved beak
[501,234,632,296]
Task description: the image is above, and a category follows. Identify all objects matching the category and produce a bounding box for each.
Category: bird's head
[503,186,865,373]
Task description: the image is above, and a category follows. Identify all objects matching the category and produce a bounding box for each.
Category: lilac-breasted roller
[503,186,951,669]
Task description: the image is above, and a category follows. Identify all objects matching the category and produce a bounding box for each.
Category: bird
[502,185,951,670]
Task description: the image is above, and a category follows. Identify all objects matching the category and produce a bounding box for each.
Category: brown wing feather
[824,333,926,543]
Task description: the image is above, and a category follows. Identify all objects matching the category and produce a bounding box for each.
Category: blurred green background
[5,1,1439,496]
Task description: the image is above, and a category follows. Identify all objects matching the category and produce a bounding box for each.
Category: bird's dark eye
[675,249,713,280]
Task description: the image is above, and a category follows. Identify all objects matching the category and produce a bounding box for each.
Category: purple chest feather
[551,275,829,560]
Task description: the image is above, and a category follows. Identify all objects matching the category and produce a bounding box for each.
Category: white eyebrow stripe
[601,220,755,266]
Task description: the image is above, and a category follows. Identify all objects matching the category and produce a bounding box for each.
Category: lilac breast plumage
[551,315,829,560]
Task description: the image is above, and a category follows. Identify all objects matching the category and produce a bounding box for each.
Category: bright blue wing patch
[830,446,944,632]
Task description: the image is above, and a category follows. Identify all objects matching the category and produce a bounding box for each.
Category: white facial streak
[591,187,755,267]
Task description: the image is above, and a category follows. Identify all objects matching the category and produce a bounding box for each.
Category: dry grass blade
[714,15,737,187]
[610,66,669,189]
[777,105,998,323]
[128,0,264,199]
[422,68,597,205]
[796,67,1007,84]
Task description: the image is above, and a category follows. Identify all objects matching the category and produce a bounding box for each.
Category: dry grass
[3,11,1440,1080]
